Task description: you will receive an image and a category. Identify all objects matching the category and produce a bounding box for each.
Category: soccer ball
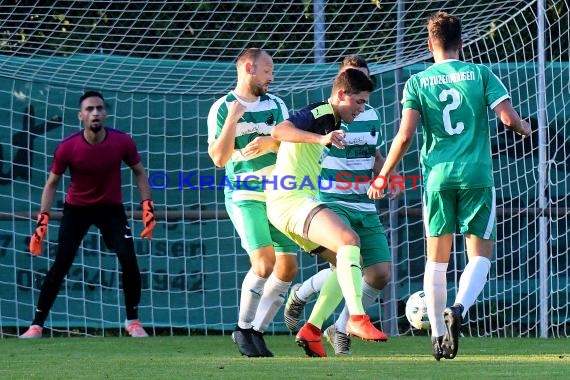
[405,290,431,330]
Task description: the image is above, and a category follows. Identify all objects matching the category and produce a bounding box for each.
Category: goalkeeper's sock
[424,261,448,337]
[455,256,491,318]
[125,306,139,321]
[238,269,266,329]
[335,245,364,315]
[335,278,381,333]
[31,312,46,328]
[251,273,291,332]
[296,267,333,301]
[307,270,343,328]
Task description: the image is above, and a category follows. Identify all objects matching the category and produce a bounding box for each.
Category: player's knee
[251,260,274,278]
[275,255,297,278]
[248,246,276,277]
[275,267,297,282]
[366,274,390,290]
[364,264,391,289]
[340,230,360,247]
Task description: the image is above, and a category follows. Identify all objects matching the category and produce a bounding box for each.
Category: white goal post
[0,0,568,338]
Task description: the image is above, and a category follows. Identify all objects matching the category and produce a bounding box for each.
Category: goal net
[0,0,568,338]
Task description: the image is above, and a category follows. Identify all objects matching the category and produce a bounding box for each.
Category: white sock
[424,261,448,337]
[455,256,491,317]
[238,269,267,329]
[336,278,381,333]
[251,273,291,332]
[361,279,382,310]
[297,267,334,301]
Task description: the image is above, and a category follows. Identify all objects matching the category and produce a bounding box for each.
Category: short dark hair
[340,55,369,73]
[332,68,375,95]
[79,91,104,107]
[427,11,462,51]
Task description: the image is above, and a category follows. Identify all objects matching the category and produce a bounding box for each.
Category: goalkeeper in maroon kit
[20,91,156,338]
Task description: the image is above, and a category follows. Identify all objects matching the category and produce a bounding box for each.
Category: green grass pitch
[1,335,568,379]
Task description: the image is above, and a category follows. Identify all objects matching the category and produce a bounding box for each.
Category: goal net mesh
[0,0,568,338]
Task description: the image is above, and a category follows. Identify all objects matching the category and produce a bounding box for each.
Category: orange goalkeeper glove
[29,212,49,256]
[140,199,156,240]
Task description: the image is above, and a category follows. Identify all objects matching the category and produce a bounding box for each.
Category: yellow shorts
[266,190,324,253]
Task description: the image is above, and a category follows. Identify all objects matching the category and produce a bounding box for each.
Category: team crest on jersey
[265,113,275,126]
[248,133,260,142]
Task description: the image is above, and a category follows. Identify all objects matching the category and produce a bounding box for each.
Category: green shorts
[423,187,496,240]
[328,204,390,267]
[225,196,297,254]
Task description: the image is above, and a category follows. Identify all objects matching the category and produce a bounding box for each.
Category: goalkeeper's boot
[251,329,274,357]
[323,324,351,355]
[125,320,149,337]
[346,315,388,342]
[284,283,306,332]
[231,326,260,357]
[431,336,444,361]
[295,322,327,357]
[442,304,463,359]
[20,325,43,339]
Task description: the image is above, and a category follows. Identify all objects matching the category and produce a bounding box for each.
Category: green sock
[307,270,343,328]
[336,245,364,315]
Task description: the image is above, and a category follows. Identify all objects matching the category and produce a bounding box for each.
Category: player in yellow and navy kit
[369,12,531,360]
[283,56,400,356]
[267,68,387,357]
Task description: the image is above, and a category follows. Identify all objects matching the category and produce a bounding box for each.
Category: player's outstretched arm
[374,150,402,200]
[368,109,419,200]
[39,172,60,215]
[131,162,152,201]
[271,120,322,144]
[494,100,531,137]
[29,172,60,256]
[131,162,156,239]
[272,120,346,148]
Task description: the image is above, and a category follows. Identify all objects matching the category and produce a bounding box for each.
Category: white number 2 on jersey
[439,89,464,135]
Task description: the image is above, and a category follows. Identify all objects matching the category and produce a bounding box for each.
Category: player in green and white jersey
[283,56,401,356]
[368,12,531,360]
[267,68,388,358]
[207,48,297,357]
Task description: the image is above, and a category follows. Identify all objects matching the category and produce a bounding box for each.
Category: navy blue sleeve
[288,107,315,132]
[287,104,336,135]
